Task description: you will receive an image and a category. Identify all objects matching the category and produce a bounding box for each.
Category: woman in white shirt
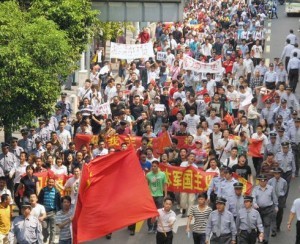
[52,157,68,175]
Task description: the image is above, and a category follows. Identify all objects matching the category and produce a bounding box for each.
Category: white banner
[110,42,154,60]
[156,51,167,61]
[93,102,112,116]
[182,56,223,73]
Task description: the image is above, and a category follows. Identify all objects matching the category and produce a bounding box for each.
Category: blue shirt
[140,160,152,171]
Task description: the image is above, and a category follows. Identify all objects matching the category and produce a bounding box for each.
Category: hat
[195,140,202,144]
[281,98,287,103]
[266,99,272,104]
[120,120,127,126]
[292,110,298,115]
[269,63,274,67]
[278,127,285,132]
[272,167,283,173]
[61,92,67,97]
[21,129,28,134]
[244,196,253,202]
[216,197,227,204]
[38,118,45,123]
[10,137,18,142]
[1,142,9,148]
[286,86,292,90]
[281,141,289,147]
[257,174,268,181]
[233,182,244,189]
[270,132,277,138]
[55,104,62,110]
[21,202,32,209]
[295,117,300,122]
[223,167,233,174]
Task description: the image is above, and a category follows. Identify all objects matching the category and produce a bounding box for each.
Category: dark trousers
[282,170,292,198]
[14,183,21,215]
[238,230,257,244]
[296,221,300,244]
[128,223,136,232]
[258,206,274,242]
[289,69,299,92]
[210,233,231,244]
[252,156,263,175]
[253,58,261,67]
[148,196,164,231]
[5,175,14,194]
[266,82,276,90]
[156,231,173,244]
[285,57,290,71]
[193,232,206,244]
[292,144,300,176]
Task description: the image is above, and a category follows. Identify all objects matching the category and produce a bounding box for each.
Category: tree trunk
[4,125,12,143]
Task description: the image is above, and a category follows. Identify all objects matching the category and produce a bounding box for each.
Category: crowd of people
[0,0,300,243]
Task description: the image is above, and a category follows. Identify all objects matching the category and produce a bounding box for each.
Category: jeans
[59,239,72,244]
[43,211,56,243]
[192,232,206,244]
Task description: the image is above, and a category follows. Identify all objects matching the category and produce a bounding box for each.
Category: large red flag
[248,139,263,158]
[74,134,93,151]
[72,148,158,243]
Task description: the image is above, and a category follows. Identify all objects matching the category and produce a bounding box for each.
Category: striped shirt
[188,205,212,233]
[43,187,56,212]
[55,209,73,241]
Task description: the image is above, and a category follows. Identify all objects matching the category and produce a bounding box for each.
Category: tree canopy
[0,0,96,139]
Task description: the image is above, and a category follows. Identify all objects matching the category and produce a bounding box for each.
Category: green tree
[0,1,72,140]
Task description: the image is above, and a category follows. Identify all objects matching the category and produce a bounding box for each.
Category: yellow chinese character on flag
[107,135,120,147]
[194,173,204,191]
[182,170,193,190]
[172,171,183,187]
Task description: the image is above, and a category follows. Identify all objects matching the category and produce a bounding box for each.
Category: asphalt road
[85,7,300,244]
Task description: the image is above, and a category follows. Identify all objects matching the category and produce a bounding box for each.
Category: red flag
[224,113,235,125]
[248,139,263,158]
[72,148,158,243]
[173,136,189,149]
[232,173,253,195]
[152,132,172,156]
[74,134,93,151]
[196,88,208,96]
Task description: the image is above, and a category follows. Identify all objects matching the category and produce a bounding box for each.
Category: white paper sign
[241,93,254,107]
[93,102,112,116]
[156,52,167,61]
[110,42,155,60]
[154,104,165,112]
[183,55,223,73]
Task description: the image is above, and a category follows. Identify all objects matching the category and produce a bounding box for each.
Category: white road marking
[267,36,271,42]
[266,45,270,53]
[265,58,270,66]
[267,29,271,34]
[268,22,272,27]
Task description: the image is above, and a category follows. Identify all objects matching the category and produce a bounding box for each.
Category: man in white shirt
[56,121,72,151]
[92,140,108,158]
[166,48,175,66]
[30,193,46,222]
[248,97,261,133]
[77,79,92,108]
[104,78,117,102]
[184,108,200,135]
[286,29,298,45]
[216,129,235,164]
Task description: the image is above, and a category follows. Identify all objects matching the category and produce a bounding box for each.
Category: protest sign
[110,42,154,60]
[183,55,222,73]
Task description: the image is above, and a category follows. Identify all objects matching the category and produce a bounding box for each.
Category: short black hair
[61,195,72,204]
[1,194,9,203]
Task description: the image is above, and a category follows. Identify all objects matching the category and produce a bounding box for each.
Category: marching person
[38,178,61,244]
[0,194,11,244]
[154,197,176,244]
[252,174,278,244]
[206,197,237,244]
[287,196,300,244]
[236,195,264,244]
[9,203,43,244]
[268,167,287,236]
[227,182,244,220]
[186,193,212,244]
[275,142,296,197]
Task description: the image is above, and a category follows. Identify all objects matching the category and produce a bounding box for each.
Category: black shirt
[232,164,252,180]
[20,175,38,198]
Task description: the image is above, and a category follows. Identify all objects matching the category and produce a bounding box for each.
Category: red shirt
[138,31,150,44]
[223,60,233,74]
